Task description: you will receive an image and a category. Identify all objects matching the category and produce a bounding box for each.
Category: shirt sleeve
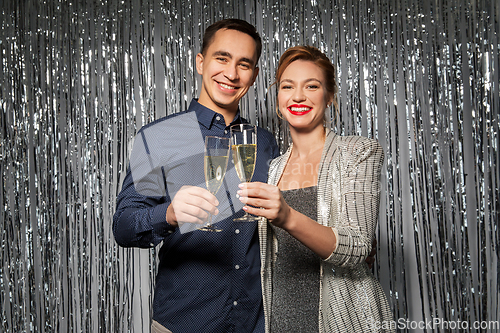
[113,125,178,248]
[324,137,384,267]
[113,165,175,248]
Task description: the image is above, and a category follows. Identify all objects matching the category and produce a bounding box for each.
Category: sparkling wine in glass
[199,136,230,232]
[230,124,259,222]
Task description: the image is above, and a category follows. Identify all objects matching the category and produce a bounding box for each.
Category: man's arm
[113,166,220,247]
[113,167,173,248]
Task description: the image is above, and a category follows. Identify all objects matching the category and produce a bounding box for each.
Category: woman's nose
[292,88,306,101]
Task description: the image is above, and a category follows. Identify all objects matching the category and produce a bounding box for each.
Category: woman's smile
[288,104,312,115]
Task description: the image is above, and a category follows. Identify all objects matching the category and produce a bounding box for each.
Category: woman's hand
[239,182,337,259]
[237,182,291,228]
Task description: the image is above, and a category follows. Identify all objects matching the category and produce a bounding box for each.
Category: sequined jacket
[259,129,394,332]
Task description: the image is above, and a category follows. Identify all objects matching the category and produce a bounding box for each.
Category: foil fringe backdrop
[0,0,498,332]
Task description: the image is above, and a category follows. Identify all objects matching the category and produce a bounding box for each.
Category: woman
[237,46,394,332]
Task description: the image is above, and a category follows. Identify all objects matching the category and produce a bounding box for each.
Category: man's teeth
[219,83,236,90]
[289,107,310,112]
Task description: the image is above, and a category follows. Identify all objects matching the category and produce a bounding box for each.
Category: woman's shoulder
[332,133,382,151]
[329,133,384,163]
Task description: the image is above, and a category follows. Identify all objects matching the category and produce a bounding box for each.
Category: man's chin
[214,99,240,112]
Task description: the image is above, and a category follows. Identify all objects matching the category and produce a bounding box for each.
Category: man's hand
[166,185,219,227]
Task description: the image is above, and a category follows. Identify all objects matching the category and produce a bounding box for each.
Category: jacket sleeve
[324,137,384,267]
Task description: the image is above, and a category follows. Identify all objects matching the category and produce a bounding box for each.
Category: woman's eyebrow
[280,78,322,84]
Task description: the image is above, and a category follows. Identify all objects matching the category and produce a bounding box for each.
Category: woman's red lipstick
[288,104,312,115]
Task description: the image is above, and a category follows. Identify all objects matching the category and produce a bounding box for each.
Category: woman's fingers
[238,182,280,200]
[237,182,284,220]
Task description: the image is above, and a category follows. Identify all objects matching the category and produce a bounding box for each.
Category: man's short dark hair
[201,18,262,65]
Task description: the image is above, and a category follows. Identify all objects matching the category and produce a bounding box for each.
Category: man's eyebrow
[213,51,232,59]
[213,51,255,67]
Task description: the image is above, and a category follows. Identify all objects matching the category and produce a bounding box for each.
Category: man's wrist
[166,205,178,228]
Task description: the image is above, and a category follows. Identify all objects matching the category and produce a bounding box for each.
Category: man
[113,19,278,333]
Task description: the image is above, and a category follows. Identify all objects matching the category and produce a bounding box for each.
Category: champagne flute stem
[207,213,212,227]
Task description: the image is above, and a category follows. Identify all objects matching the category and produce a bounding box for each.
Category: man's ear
[196,53,204,75]
[251,66,259,85]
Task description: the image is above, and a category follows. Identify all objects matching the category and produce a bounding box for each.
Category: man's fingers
[180,195,218,214]
[172,202,219,225]
[170,186,220,225]
[174,199,218,216]
[174,211,206,225]
[180,186,219,206]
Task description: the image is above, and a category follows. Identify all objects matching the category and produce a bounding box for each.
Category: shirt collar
[189,99,247,129]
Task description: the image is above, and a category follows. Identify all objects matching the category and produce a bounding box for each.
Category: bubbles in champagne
[232,144,257,182]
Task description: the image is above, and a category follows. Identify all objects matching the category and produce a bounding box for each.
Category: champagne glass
[199,136,230,232]
[230,124,259,221]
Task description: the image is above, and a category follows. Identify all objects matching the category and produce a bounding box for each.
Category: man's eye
[239,63,250,69]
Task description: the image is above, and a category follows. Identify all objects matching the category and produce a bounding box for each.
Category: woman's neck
[289,125,326,160]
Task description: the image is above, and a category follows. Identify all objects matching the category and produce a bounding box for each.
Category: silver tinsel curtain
[1,0,498,332]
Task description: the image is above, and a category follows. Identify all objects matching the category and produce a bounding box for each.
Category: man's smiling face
[196,28,259,117]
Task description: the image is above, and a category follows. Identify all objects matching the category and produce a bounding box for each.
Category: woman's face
[277,60,331,131]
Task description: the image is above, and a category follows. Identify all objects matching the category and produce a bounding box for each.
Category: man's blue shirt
[113,99,279,332]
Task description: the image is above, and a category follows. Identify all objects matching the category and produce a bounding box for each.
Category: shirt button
[235,265,240,270]
[216,115,221,121]
[233,301,238,306]
[235,229,240,234]
[224,130,228,134]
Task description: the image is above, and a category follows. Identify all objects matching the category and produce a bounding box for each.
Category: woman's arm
[324,137,384,267]
[239,137,384,265]
[238,182,337,259]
